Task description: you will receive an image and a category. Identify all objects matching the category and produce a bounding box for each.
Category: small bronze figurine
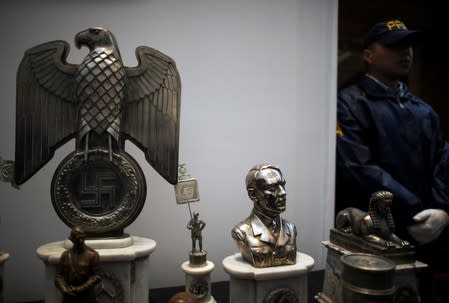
[187,211,206,252]
[187,211,208,266]
[168,291,199,303]
[336,191,410,248]
[232,163,297,268]
[55,226,101,303]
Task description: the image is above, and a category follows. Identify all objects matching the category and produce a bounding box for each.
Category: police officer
[336,19,449,302]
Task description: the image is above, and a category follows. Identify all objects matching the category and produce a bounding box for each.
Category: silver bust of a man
[232,163,297,267]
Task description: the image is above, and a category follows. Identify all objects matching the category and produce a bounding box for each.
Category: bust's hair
[369,191,395,230]
[245,163,282,190]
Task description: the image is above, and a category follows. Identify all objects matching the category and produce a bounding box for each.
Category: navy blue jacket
[336,75,449,238]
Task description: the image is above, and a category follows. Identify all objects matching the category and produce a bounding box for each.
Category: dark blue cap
[363,19,422,48]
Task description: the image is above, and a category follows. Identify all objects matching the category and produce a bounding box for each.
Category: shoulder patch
[336,124,344,137]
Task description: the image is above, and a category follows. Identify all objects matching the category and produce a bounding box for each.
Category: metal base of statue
[330,228,416,264]
[223,252,314,303]
[181,251,215,303]
[315,234,427,303]
[0,252,10,303]
[37,236,156,303]
[339,253,396,303]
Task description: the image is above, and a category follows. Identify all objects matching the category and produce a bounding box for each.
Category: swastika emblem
[51,149,146,236]
[73,168,122,216]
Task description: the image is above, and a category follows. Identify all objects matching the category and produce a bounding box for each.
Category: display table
[0,252,10,303]
[223,252,314,303]
[37,236,156,303]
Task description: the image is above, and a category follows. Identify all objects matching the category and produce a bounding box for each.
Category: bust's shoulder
[85,246,100,259]
[281,217,297,233]
[232,220,251,233]
[231,217,253,241]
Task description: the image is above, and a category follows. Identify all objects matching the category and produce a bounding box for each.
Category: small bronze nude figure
[187,211,206,252]
[55,226,101,303]
[336,191,410,248]
[232,163,297,268]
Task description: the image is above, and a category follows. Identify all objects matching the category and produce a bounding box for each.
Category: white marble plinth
[223,252,314,303]
[181,260,216,303]
[0,252,10,303]
[315,241,427,303]
[37,236,156,303]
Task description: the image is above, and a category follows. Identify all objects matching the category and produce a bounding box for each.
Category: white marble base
[0,252,10,303]
[37,236,156,303]
[181,260,216,303]
[223,252,314,303]
[315,241,427,303]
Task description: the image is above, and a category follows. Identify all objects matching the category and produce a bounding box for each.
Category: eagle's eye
[89,28,101,35]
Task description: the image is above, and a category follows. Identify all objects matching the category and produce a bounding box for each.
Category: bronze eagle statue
[15,27,181,185]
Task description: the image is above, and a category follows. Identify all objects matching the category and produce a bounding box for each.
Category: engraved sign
[175,164,200,204]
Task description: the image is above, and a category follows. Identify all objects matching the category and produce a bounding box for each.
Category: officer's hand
[407,209,449,244]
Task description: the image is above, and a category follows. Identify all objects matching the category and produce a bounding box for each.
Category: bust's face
[251,168,286,216]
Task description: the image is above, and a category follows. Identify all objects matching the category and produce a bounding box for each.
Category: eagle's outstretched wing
[15,41,78,185]
[123,46,181,185]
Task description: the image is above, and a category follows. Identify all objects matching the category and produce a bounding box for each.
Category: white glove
[407,209,449,244]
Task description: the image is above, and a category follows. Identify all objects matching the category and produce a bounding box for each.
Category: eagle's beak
[74,30,88,49]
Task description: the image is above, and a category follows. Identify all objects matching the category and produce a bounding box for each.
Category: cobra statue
[9,27,181,236]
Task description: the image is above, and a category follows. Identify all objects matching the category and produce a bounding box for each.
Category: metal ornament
[175,164,200,204]
[332,190,415,264]
[232,163,297,268]
[188,277,209,300]
[51,149,146,236]
[340,253,396,302]
[11,27,181,236]
[0,157,18,188]
[187,211,207,266]
[96,272,124,303]
[263,288,298,303]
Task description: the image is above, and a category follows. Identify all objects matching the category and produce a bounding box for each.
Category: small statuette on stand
[316,191,424,303]
[336,191,411,249]
[55,226,101,303]
[187,211,207,266]
[177,164,215,303]
[182,212,215,302]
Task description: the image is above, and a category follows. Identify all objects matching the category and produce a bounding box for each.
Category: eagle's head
[75,27,121,58]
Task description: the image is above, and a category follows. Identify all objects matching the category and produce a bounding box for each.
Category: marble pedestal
[0,252,10,303]
[181,260,216,303]
[315,241,427,303]
[223,252,314,303]
[37,236,156,303]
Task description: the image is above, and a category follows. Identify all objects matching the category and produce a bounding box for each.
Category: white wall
[0,0,337,301]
